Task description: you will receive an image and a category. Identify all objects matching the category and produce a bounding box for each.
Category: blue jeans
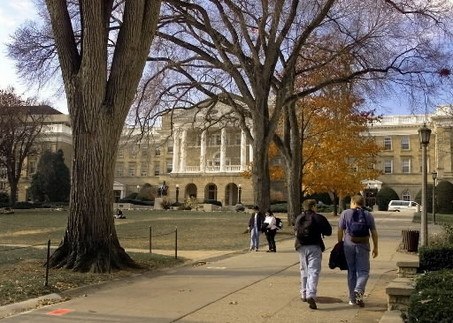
[250,228,261,250]
[298,245,322,299]
[343,243,370,301]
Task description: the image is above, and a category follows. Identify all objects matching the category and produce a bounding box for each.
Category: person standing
[263,210,278,252]
[338,195,379,307]
[248,206,265,251]
[294,199,332,309]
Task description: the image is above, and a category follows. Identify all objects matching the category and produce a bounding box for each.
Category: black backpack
[296,212,318,245]
[276,217,283,230]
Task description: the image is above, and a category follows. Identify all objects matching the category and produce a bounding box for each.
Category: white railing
[176,165,243,173]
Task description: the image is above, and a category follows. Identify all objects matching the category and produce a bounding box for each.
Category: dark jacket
[294,210,332,251]
[329,241,348,270]
[248,212,265,230]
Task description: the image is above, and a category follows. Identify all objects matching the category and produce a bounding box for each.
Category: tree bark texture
[46,0,161,272]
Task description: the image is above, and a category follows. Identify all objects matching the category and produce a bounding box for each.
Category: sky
[0,1,67,113]
[0,1,445,117]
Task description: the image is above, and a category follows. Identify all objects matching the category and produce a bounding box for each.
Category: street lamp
[418,123,431,247]
[238,184,242,204]
[137,185,140,192]
[176,184,180,204]
[432,171,437,225]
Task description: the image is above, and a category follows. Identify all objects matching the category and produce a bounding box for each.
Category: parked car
[388,200,419,212]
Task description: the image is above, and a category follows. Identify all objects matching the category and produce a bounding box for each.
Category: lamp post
[418,123,431,247]
[136,185,140,192]
[176,184,180,204]
[238,184,242,204]
[432,171,437,225]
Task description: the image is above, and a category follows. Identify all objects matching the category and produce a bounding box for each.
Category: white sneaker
[348,300,355,305]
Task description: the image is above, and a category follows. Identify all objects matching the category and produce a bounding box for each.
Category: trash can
[402,230,419,252]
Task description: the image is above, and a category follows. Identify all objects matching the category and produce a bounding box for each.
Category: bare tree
[0,87,45,205]
[8,1,162,272]
[144,0,453,219]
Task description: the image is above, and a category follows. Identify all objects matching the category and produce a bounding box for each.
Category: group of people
[247,206,279,252]
[248,195,379,311]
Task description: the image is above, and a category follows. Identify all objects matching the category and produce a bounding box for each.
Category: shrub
[408,288,453,323]
[414,270,453,291]
[419,245,453,271]
[305,192,332,205]
[415,184,434,213]
[376,186,399,211]
[429,224,453,247]
[408,270,453,323]
[436,180,453,214]
[118,198,153,206]
[13,201,34,209]
[270,203,287,213]
[0,192,9,204]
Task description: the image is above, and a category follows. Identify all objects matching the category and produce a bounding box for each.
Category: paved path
[1,211,428,323]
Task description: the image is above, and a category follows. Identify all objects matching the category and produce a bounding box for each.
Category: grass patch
[0,209,296,306]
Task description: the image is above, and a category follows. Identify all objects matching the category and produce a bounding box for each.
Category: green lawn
[0,208,295,306]
[0,209,294,251]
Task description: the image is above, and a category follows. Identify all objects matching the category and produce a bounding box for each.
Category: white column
[249,144,254,163]
[200,130,207,172]
[172,130,180,173]
[180,129,187,173]
[220,128,227,172]
[240,130,247,171]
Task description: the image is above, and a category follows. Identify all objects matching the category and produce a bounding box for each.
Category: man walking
[294,199,332,309]
[338,195,379,307]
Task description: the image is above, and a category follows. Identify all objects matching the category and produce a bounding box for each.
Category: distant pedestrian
[338,195,379,307]
[294,199,332,309]
[248,206,265,251]
[263,210,278,252]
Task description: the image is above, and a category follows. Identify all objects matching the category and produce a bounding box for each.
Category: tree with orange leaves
[301,94,382,215]
[272,38,382,219]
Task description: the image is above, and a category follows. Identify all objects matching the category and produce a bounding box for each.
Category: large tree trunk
[45,0,161,272]
[251,108,272,211]
[49,102,134,272]
[9,183,18,206]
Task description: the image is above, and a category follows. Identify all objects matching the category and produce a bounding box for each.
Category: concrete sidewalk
[1,212,422,323]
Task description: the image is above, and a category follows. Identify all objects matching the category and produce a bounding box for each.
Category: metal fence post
[149,226,152,254]
[45,240,51,287]
[175,226,178,259]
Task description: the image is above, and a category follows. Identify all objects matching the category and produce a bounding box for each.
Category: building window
[129,145,139,158]
[384,137,392,150]
[166,161,173,173]
[167,140,173,153]
[116,163,124,177]
[128,163,136,176]
[384,160,393,174]
[155,147,160,156]
[402,159,411,173]
[117,148,124,158]
[140,163,148,177]
[235,133,241,145]
[141,146,149,158]
[28,160,37,176]
[154,164,160,176]
[401,136,410,150]
[209,134,221,146]
[402,190,411,201]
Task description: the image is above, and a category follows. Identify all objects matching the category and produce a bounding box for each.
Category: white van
[388,200,419,212]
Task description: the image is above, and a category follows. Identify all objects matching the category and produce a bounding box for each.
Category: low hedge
[419,246,453,271]
[408,270,453,323]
